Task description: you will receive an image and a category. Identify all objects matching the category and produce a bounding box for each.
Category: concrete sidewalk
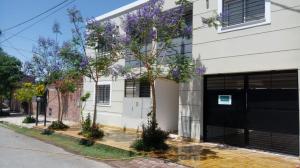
[2,115,300,168]
[55,126,300,168]
[0,113,78,128]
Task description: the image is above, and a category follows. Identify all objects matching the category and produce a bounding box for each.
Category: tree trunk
[92,82,98,128]
[0,98,3,113]
[60,93,68,122]
[29,101,32,117]
[150,80,157,127]
[45,89,49,121]
[9,87,13,112]
[56,88,62,122]
[60,94,63,122]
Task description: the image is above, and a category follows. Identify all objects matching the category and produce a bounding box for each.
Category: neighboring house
[83,0,300,156]
[46,83,83,122]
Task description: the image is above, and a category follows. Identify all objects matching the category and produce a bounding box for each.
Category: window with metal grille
[248,71,298,89]
[139,80,151,97]
[96,84,110,105]
[222,0,265,27]
[206,75,244,90]
[125,79,150,97]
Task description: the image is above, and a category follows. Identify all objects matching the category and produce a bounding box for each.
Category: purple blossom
[183,26,192,37]
[121,35,131,45]
[86,17,96,25]
[123,0,189,44]
[80,56,89,68]
[38,37,55,48]
[86,19,120,51]
[172,68,180,79]
[150,29,157,40]
[52,64,60,72]
[195,65,206,75]
[123,0,164,42]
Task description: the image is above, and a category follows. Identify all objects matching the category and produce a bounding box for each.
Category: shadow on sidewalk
[0,111,25,118]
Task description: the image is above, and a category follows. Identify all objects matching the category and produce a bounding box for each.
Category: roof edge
[95,0,149,21]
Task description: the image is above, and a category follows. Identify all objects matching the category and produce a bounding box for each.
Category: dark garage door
[204,70,299,155]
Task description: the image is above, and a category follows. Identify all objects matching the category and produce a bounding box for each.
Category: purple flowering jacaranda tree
[121,0,196,127]
[63,7,124,127]
[24,36,65,122]
[24,23,80,124]
[24,37,63,82]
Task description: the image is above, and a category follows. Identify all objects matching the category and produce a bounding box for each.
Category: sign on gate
[218,95,232,105]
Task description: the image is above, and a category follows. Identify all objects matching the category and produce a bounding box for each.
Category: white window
[96,82,111,106]
[218,0,271,32]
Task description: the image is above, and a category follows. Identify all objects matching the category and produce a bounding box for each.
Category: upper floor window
[219,0,270,32]
[125,79,150,98]
[96,83,111,106]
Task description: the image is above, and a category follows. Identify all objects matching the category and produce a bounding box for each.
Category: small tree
[122,0,193,129]
[62,7,124,127]
[121,0,208,151]
[24,36,65,121]
[15,83,45,117]
[79,92,91,123]
[25,22,81,126]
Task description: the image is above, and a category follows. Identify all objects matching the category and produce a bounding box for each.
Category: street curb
[0,121,144,161]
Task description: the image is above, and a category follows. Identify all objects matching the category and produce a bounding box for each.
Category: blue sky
[0,0,135,63]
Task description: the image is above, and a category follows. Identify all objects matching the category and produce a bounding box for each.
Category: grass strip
[0,121,139,160]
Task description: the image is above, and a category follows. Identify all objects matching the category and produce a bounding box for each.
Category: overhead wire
[1,0,70,33]
[1,34,31,61]
[0,0,77,44]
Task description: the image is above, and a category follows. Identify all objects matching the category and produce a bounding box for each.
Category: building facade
[83,0,300,155]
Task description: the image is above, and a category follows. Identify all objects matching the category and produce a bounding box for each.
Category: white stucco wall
[156,78,179,132]
[122,97,151,130]
[82,75,125,127]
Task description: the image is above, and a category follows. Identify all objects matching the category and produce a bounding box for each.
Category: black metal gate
[204,70,299,155]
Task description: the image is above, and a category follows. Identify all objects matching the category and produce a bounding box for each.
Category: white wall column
[178,76,204,141]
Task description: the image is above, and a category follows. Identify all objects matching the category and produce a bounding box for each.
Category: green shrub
[131,139,146,151]
[79,114,104,139]
[41,129,54,135]
[81,113,92,133]
[48,121,69,130]
[22,116,36,123]
[131,120,169,151]
[79,138,95,146]
[81,126,104,139]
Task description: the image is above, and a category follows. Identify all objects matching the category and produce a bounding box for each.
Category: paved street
[0,126,112,168]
